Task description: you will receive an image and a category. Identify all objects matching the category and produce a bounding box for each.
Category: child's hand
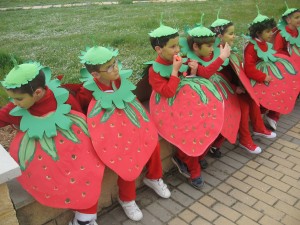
[264,74,272,82]
[236,86,245,94]
[171,54,183,77]
[188,60,198,75]
[219,42,231,60]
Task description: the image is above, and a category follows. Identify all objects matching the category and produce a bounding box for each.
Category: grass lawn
[0,0,298,105]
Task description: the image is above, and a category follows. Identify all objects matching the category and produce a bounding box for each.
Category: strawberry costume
[244,8,300,133]
[77,46,170,221]
[0,62,105,225]
[148,20,225,189]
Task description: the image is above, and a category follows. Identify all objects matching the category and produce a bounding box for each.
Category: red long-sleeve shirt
[0,87,82,128]
[273,26,299,56]
[148,55,180,98]
[194,55,225,79]
[76,78,121,114]
[244,39,268,83]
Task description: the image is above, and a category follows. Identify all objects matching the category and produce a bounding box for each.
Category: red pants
[176,150,201,180]
[118,142,163,201]
[238,93,267,145]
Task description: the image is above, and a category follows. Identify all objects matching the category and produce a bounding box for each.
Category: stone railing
[0,144,21,225]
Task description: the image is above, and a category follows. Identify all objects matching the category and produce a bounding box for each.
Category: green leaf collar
[278,20,300,47]
[248,37,278,62]
[82,68,136,109]
[9,66,73,139]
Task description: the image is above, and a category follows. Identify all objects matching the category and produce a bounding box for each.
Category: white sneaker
[118,198,143,221]
[253,130,276,139]
[266,116,277,130]
[239,143,262,154]
[143,178,171,198]
[69,219,98,225]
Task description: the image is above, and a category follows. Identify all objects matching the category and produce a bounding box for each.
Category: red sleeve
[273,32,289,56]
[243,43,267,83]
[76,86,93,114]
[66,94,82,113]
[0,103,21,127]
[148,66,180,98]
[196,57,224,79]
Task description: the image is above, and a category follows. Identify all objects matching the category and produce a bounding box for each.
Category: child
[147,21,225,189]
[76,46,171,222]
[209,12,276,154]
[274,3,300,57]
[244,6,299,137]
[180,15,238,158]
[268,4,300,130]
[0,61,105,225]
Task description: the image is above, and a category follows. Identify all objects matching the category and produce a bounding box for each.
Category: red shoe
[253,128,276,139]
[239,142,262,154]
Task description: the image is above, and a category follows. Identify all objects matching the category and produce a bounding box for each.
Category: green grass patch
[0,0,298,105]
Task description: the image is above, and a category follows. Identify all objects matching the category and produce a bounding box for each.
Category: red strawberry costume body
[76,71,163,202]
[244,38,300,121]
[149,55,224,179]
[0,81,104,213]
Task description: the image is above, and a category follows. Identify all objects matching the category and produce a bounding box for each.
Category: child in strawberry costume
[208,11,276,154]
[269,3,300,130]
[147,20,225,189]
[180,13,237,159]
[0,61,105,225]
[244,6,300,137]
[76,46,171,222]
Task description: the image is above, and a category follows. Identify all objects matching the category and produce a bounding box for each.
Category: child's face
[93,58,120,84]
[156,36,180,62]
[287,12,300,29]
[220,25,235,46]
[257,28,273,42]
[195,43,214,58]
[6,90,36,109]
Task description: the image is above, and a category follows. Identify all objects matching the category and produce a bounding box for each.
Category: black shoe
[189,176,204,189]
[199,159,208,169]
[171,156,190,178]
[208,147,222,158]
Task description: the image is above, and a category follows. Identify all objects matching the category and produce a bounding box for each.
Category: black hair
[7,70,46,96]
[248,18,276,38]
[84,63,101,74]
[210,22,234,36]
[149,32,179,50]
[282,9,300,23]
[187,35,215,50]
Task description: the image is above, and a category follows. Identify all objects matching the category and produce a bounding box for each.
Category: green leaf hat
[148,14,178,38]
[282,1,298,18]
[79,46,118,65]
[1,61,43,89]
[188,13,215,37]
[249,5,270,26]
[210,8,231,28]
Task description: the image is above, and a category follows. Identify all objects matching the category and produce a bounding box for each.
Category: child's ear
[192,43,200,51]
[154,46,162,54]
[91,71,100,79]
[33,87,44,100]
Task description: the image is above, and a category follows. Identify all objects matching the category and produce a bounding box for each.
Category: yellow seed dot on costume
[91,122,96,128]
[43,165,47,170]
[59,140,64,144]
[182,139,186,144]
[38,155,43,160]
[171,134,175,138]
[205,131,210,137]
[125,147,129,151]
[70,178,76,184]
[65,198,71,204]
[118,133,122,138]
[72,154,77,160]
[45,194,50,199]
[27,172,32,178]
[193,138,197,144]
[82,192,86,197]
[137,148,141,153]
[80,166,85,170]
[135,165,139,169]
[46,175,51,180]
[86,181,90,186]
[122,121,126,126]
[77,130,81,134]
[65,170,71,175]
[32,186,37,190]
[199,139,204,145]
[53,186,58,191]
[110,160,115,164]
[118,157,122,161]
[110,123,115,127]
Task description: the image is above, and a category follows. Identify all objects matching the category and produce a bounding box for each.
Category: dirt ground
[0,126,16,150]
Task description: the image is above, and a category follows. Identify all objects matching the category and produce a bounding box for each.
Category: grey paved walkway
[98,99,300,225]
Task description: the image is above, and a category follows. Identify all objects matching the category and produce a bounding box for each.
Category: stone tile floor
[97,100,300,225]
